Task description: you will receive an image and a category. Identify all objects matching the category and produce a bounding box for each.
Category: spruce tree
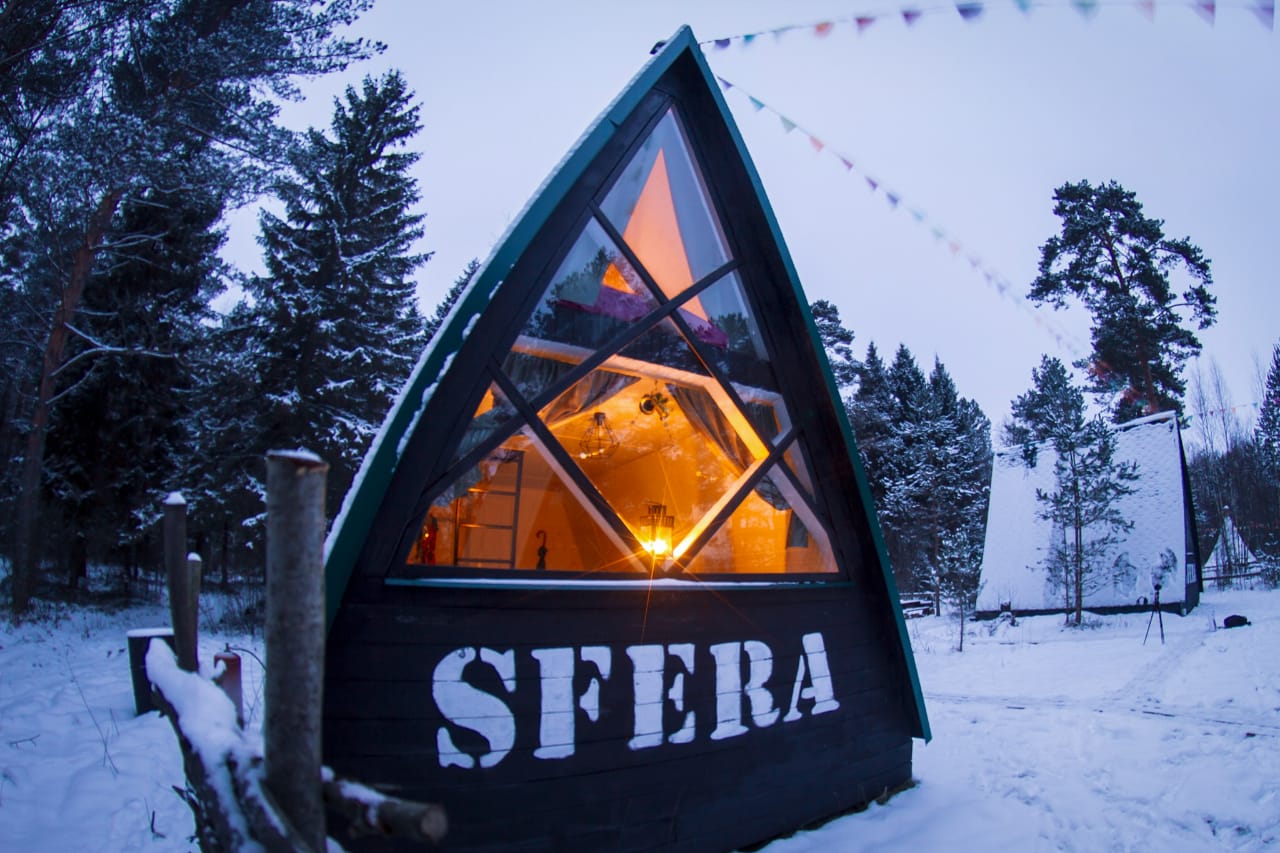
[1257,344,1280,469]
[1030,180,1215,423]
[248,70,429,517]
[42,188,226,588]
[5,0,376,613]
[810,299,859,397]
[426,259,479,341]
[848,344,991,597]
[849,341,895,504]
[1006,356,1140,624]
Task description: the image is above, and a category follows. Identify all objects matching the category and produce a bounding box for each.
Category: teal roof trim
[684,37,931,742]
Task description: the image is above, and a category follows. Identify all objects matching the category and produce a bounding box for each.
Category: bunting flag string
[1182,400,1263,424]
[699,0,1274,44]
[714,75,1090,357]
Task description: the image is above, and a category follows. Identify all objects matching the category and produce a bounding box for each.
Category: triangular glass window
[682,466,838,575]
[600,109,730,299]
[398,103,844,580]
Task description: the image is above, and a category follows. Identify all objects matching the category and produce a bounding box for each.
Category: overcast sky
[223,0,1278,435]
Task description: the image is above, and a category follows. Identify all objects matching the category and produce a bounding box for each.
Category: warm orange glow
[601,261,633,292]
[622,150,708,319]
[642,537,672,556]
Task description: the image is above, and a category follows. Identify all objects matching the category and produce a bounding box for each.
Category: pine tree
[1006,356,1140,624]
[41,188,226,589]
[426,259,479,340]
[248,70,429,518]
[810,300,859,398]
[1030,180,1216,423]
[5,0,376,614]
[936,529,984,652]
[848,344,991,597]
[1257,344,1280,469]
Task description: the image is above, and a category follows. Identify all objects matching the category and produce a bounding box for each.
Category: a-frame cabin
[977,410,1204,618]
[322,27,929,851]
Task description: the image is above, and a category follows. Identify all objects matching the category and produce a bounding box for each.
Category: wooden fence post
[164,492,199,673]
[264,450,328,851]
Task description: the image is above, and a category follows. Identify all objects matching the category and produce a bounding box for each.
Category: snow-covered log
[146,640,447,850]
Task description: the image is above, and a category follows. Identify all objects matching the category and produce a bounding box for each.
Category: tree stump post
[164,493,199,673]
[264,450,329,852]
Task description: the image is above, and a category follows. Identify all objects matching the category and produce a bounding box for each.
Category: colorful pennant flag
[809,135,825,153]
[1254,0,1275,29]
[700,0,1274,48]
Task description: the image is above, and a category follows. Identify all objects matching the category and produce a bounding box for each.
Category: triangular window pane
[411,434,641,573]
[681,466,838,575]
[600,109,730,299]
[514,217,658,357]
[448,382,520,467]
[782,438,818,500]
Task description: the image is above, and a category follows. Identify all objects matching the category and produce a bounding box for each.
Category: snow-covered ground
[1,586,1276,851]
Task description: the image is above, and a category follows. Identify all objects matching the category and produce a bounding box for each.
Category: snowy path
[0,588,1276,851]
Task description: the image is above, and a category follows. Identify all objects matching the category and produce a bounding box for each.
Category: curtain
[542,370,638,426]
[665,384,789,512]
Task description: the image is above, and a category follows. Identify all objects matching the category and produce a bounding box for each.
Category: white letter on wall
[532,646,612,760]
[666,643,696,745]
[627,643,696,749]
[628,644,664,750]
[433,647,517,769]
[711,640,780,740]
[784,632,840,722]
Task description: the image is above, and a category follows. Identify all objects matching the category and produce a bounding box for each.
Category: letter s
[433,647,516,769]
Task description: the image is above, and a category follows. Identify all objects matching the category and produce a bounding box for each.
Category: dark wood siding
[323,581,914,851]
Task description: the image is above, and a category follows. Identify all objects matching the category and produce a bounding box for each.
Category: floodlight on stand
[579,411,619,460]
[642,501,675,571]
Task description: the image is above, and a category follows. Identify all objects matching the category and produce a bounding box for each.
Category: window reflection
[600,109,730,298]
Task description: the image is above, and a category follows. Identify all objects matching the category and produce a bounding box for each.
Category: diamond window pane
[600,109,730,299]
[538,365,752,562]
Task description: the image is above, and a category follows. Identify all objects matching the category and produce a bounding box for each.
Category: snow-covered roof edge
[993,409,1178,459]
